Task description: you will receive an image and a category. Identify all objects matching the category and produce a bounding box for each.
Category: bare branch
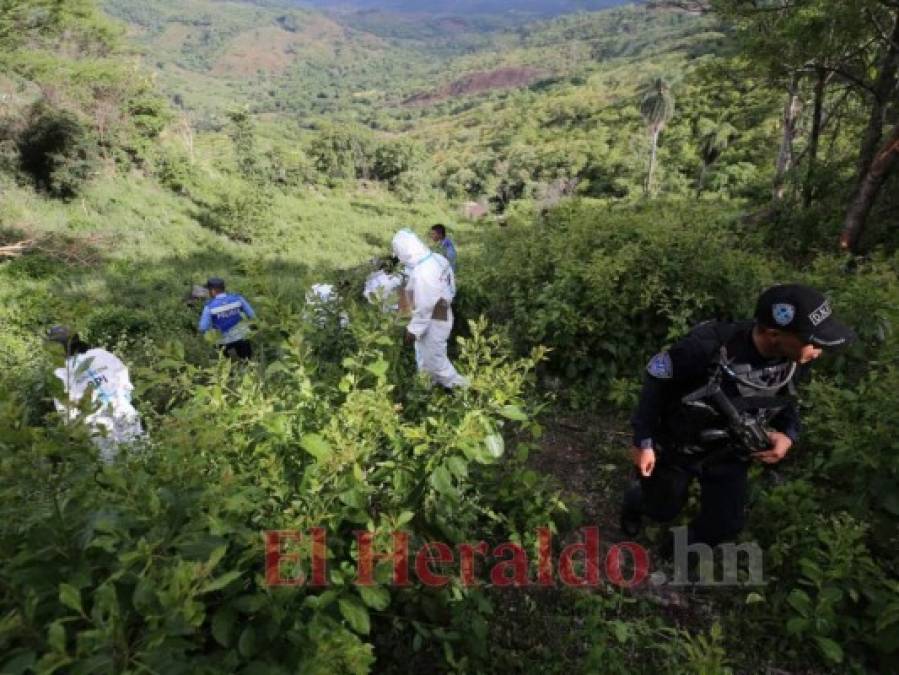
[866,8,899,50]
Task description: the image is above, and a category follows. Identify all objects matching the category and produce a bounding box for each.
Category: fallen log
[0,239,35,258]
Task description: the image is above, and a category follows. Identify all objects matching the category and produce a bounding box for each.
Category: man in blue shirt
[198,277,256,359]
[429,224,457,273]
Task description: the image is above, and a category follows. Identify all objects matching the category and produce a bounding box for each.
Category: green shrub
[17,102,99,199]
[154,149,197,195]
[0,312,564,673]
[461,199,778,402]
[84,306,154,345]
[198,180,274,244]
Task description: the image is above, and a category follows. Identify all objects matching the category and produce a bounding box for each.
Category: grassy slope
[0,3,722,357]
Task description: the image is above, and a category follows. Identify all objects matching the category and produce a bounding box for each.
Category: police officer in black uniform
[620,284,855,548]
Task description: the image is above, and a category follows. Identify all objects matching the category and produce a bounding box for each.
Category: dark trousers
[634,454,750,546]
[220,339,252,360]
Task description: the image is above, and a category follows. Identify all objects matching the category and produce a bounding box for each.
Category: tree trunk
[841,121,899,251]
[773,74,802,201]
[841,9,899,251]
[645,128,659,195]
[855,10,899,179]
[697,162,708,197]
[803,66,828,208]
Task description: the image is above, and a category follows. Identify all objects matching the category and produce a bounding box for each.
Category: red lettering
[490,542,529,587]
[458,541,488,586]
[536,527,554,586]
[355,531,410,587]
[606,542,649,588]
[559,527,600,587]
[265,530,304,587]
[415,542,454,587]
[309,527,328,587]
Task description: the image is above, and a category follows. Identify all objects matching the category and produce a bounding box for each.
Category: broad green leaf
[1,650,36,675]
[48,621,66,654]
[201,570,242,594]
[813,636,844,664]
[211,607,236,648]
[787,589,811,617]
[446,456,468,479]
[301,434,332,462]
[365,359,388,378]
[499,405,528,421]
[430,466,455,496]
[238,625,256,658]
[396,511,415,527]
[131,577,156,616]
[357,584,390,610]
[339,489,367,510]
[611,620,630,644]
[339,597,371,635]
[58,584,82,615]
[206,545,227,570]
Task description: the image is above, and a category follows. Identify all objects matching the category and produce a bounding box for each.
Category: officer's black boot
[619,481,643,537]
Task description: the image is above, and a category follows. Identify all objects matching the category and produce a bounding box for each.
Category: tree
[709,0,874,202]
[639,77,676,195]
[707,0,899,247]
[227,109,259,183]
[842,121,899,251]
[842,5,899,251]
[696,117,737,195]
[307,123,375,182]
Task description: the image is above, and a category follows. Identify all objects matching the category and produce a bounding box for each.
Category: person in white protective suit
[47,326,144,463]
[363,258,404,312]
[392,229,468,389]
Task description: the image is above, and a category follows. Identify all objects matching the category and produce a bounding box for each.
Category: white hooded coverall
[391,229,467,388]
[54,348,144,463]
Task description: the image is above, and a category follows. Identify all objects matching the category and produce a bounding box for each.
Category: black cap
[205,277,225,291]
[755,284,855,348]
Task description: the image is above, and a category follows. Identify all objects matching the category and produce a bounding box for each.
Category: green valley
[1,0,898,672]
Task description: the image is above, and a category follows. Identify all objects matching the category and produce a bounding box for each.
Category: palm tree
[639,78,675,195]
[696,117,737,195]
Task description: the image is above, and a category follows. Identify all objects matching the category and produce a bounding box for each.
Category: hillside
[1,0,899,673]
[298,0,635,16]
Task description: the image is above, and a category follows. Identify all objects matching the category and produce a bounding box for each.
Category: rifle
[681,382,773,463]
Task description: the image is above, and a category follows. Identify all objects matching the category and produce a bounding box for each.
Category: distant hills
[296,0,637,17]
[100,0,685,120]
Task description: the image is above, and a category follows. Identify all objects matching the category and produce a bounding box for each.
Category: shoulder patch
[647,352,674,379]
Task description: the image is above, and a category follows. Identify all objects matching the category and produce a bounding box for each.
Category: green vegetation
[1,0,898,672]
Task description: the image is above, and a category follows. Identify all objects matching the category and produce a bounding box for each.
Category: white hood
[392,229,430,267]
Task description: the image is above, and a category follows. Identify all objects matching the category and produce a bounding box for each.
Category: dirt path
[529,411,632,538]
[529,411,703,611]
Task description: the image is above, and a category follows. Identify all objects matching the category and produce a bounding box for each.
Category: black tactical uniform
[626,320,802,546]
[622,284,855,548]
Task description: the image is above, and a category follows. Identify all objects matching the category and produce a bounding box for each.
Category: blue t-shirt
[441,238,458,272]
[199,293,256,344]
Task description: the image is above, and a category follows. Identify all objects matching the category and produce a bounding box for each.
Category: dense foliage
[1,0,898,672]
